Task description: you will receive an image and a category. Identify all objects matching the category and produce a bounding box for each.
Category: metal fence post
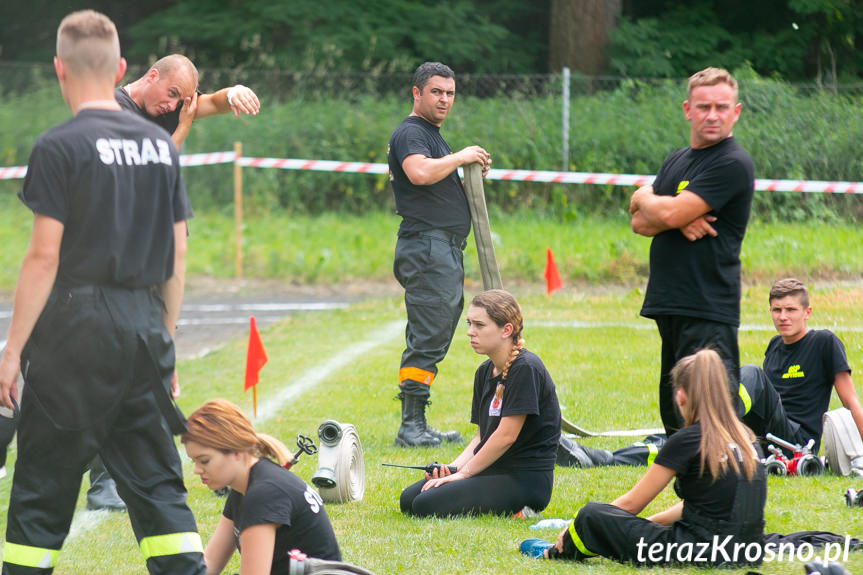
[562,67,570,172]
[233,141,243,278]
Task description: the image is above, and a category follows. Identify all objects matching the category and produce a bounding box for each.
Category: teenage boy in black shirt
[387,61,491,447]
[0,11,205,574]
[630,67,754,436]
[740,278,863,453]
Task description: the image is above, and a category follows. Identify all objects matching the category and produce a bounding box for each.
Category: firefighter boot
[86,455,127,512]
[395,392,441,448]
[556,435,614,468]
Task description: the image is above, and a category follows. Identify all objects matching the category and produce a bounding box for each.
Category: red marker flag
[245,316,268,417]
[544,248,562,296]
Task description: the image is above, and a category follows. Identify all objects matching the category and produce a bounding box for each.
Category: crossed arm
[629,185,717,241]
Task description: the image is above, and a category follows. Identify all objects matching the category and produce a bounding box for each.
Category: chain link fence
[2,61,863,218]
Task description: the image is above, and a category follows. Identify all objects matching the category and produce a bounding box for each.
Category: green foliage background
[2,69,862,222]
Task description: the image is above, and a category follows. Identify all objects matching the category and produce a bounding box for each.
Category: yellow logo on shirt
[676,180,689,195]
[782,365,805,379]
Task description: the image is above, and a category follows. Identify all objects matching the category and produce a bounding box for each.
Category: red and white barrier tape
[2,152,863,194]
[0,166,27,180]
[180,151,237,166]
[235,156,388,174]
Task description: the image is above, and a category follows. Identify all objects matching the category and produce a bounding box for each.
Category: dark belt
[415,229,467,251]
[52,283,156,298]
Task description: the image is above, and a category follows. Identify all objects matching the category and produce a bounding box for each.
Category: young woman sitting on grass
[521,348,766,567]
[400,289,561,517]
[182,399,341,574]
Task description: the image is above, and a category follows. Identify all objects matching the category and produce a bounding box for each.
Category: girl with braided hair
[400,289,561,517]
[182,399,341,574]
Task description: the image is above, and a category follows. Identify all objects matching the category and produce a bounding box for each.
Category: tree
[606,0,861,80]
[126,0,547,73]
[549,0,622,74]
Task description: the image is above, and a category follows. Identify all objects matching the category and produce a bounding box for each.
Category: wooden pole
[463,163,503,290]
[233,141,243,278]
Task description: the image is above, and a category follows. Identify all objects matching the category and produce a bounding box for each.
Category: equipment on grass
[805,558,852,575]
[283,435,317,470]
[288,549,377,575]
[763,433,824,476]
[822,408,863,477]
[311,420,364,504]
[561,415,664,438]
[381,462,457,475]
[845,488,863,507]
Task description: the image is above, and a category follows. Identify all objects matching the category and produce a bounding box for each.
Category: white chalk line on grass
[63,319,404,543]
[254,320,404,423]
[182,302,348,313]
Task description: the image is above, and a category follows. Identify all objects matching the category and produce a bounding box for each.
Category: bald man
[116,53,260,149]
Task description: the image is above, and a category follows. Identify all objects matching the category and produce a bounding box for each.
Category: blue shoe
[520,538,553,559]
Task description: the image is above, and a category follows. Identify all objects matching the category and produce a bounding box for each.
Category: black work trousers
[394,230,465,397]
[739,364,807,448]
[610,434,666,466]
[3,285,205,575]
[655,315,742,435]
[567,501,763,567]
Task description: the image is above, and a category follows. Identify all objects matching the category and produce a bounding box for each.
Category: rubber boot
[395,392,441,448]
[556,436,614,468]
[86,455,127,512]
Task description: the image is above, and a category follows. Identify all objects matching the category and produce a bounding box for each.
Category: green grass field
[1,285,862,574]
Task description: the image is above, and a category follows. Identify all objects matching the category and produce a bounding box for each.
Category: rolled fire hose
[463,162,503,290]
[311,420,364,503]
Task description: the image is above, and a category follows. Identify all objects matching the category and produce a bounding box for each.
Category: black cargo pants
[394,230,466,397]
[3,285,205,575]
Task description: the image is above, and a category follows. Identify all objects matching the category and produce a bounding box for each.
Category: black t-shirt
[19,109,191,288]
[387,115,471,238]
[641,137,754,326]
[654,423,760,521]
[470,349,561,472]
[763,329,850,448]
[115,86,186,136]
[224,459,341,572]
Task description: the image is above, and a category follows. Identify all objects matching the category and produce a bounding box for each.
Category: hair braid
[501,337,525,382]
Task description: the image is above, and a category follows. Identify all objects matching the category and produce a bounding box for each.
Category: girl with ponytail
[182,399,341,574]
[400,289,562,517]
[522,348,766,567]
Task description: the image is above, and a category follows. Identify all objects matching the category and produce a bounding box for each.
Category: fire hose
[311,420,365,504]
[463,162,503,290]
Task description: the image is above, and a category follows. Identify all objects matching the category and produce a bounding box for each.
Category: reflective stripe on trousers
[139,532,203,560]
[3,543,60,569]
